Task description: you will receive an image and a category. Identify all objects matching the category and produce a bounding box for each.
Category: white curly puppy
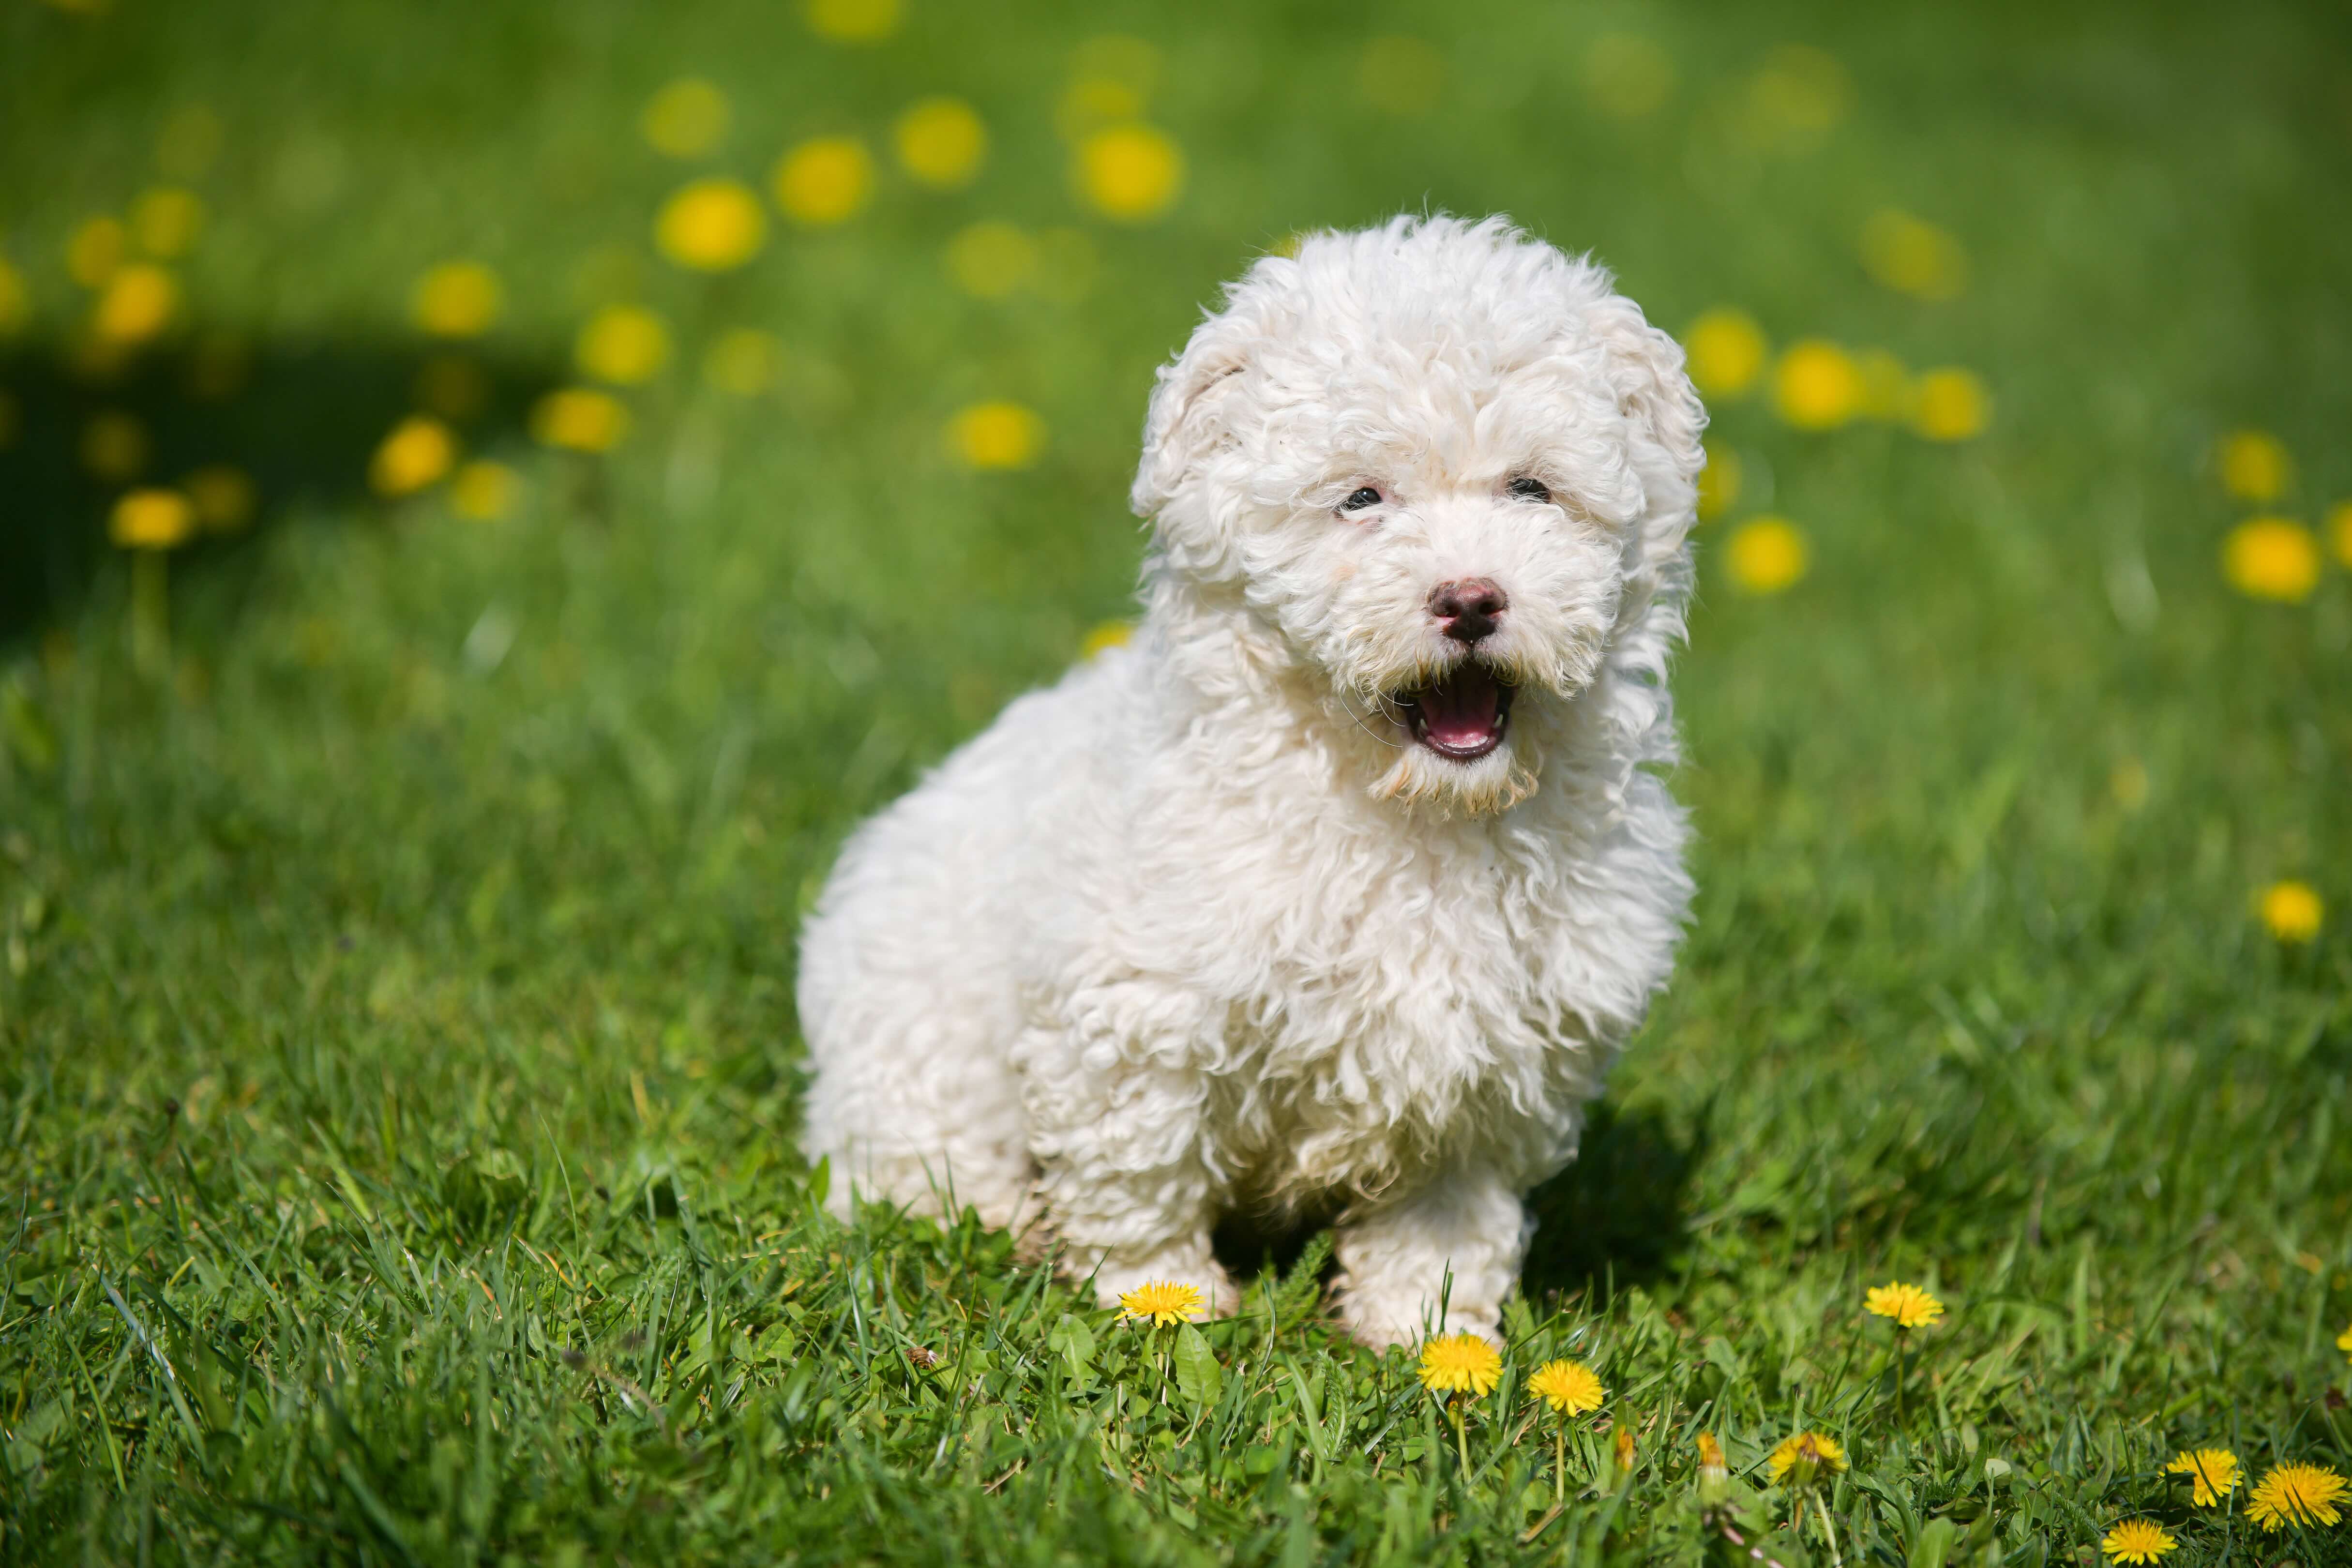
[799,214,1699,1348]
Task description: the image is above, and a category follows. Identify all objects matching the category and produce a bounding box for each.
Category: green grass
[4,0,2351,1562]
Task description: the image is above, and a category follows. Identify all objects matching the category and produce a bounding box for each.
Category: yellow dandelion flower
[1696,442,1741,520]
[531,388,631,452]
[1416,1333,1502,1398]
[1525,1358,1605,1416]
[130,187,205,258]
[1116,1280,1202,1326]
[183,464,256,531]
[67,216,126,289]
[641,78,730,158]
[774,136,873,226]
[1081,620,1132,660]
[1913,368,1989,441]
[411,262,501,338]
[1696,1432,1729,1482]
[946,221,1038,300]
[449,460,517,521]
[2217,429,2291,503]
[805,0,900,44]
[1767,1431,1847,1487]
[575,304,671,385]
[0,257,28,335]
[1774,340,1862,430]
[703,328,781,396]
[2167,1448,2242,1508]
[2247,1462,2348,1532]
[1864,1281,1945,1329]
[1682,309,1766,399]
[2259,881,2322,944]
[1073,124,1184,223]
[1613,1424,1637,1471]
[2222,517,2320,602]
[369,415,458,497]
[1859,209,1968,302]
[91,264,177,344]
[2099,1519,2176,1564]
[80,411,149,482]
[654,178,766,271]
[1726,517,1809,595]
[1583,34,1675,120]
[948,401,1043,470]
[109,488,196,551]
[1357,35,1447,117]
[894,97,987,189]
[2338,1321,2352,1362]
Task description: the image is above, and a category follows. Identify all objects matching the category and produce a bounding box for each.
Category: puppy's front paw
[1088,1254,1239,1321]
[1332,1279,1503,1352]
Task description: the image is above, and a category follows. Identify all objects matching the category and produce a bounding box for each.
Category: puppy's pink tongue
[1416,666,1503,751]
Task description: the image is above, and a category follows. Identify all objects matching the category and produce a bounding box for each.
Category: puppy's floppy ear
[1129,313,1251,521]
[1588,294,1706,574]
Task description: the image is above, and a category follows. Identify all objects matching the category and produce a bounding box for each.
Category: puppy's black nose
[1430,578,1508,644]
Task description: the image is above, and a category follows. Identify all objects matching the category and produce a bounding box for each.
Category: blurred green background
[2,0,2349,1562]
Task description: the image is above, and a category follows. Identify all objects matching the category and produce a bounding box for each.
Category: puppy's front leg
[1018,986,1236,1316]
[1331,1166,1529,1349]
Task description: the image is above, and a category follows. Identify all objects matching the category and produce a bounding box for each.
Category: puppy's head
[1132,215,1703,814]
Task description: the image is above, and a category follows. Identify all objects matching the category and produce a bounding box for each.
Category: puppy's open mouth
[1397,663,1515,761]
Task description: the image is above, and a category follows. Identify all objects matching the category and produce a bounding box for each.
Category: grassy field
[4,0,2351,1562]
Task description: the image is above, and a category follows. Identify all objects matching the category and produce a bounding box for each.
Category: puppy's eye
[1340,486,1383,512]
[1507,476,1552,503]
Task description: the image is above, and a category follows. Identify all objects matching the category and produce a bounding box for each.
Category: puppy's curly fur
[799,215,1700,1347]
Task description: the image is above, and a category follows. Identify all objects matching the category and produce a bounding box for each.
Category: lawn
[3,0,2350,1562]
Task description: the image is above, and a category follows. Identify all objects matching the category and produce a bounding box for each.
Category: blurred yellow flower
[2217,429,2291,503]
[1741,45,1850,154]
[704,328,782,395]
[1583,34,1675,120]
[949,401,1044,470]
[2247,1462,2346,1532]
[1696,1432,1729,1483]
[655,178,767,271]
[68,216,128,289]
[109,488,196,551]
[2167,1448,2242,1508]
[1684,310,1766,399]
[370,415,458,497]
[894,97,987,189]
[1859,209,1967,302]
[1865,1281,1944,1328]
[1856,349,1914,421]
[2339,1321,2352,1362]
[1357,35,1447,116]
[532,387,631,452]
[1075,125,1184,221]
[1117,1280,1201,1325]
[411,262,501,338]
[2099,1520,2176,1565]
[1913,369,1989,441]
[1526,1358,1605,1416]
[774,136,874,226]
[0,258,28,335]
[2329,501,2352,568]
[1082,620,1132,659]
[413,355,490,421]
[805,0,900,43]
[2221,518,2320,602]
[80,411,149,481]
[1696,441,1740,520]
[184,464,256,531]
[2259,880,2322,944]
[946,221,1038,299]
[1774,340,1862,429]
[449,460,517,520]
[641,78,730,158]
[1417,1333,1502,1397]
[576,304,672,385]
[91,264,178,344]
[2109,758,2149,813]
[130,187,205,258]
[1727,517,1809,594]
[1767,1431,1846,1487]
